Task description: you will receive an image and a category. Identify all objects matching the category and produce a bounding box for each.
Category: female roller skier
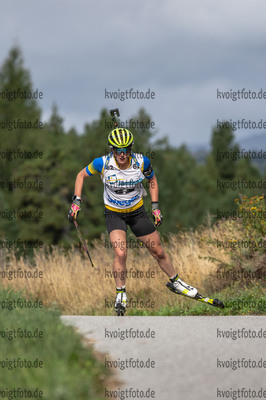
[68,128,198,315]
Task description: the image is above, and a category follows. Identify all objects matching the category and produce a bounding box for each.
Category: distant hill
[187,132,265,153]
[187,132,266,174]
[237,133,266,151]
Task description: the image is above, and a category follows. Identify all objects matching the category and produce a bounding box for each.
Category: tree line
[0,46,265,249]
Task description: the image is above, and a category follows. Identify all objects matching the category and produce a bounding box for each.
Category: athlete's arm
[148,174,159,202]
[142,156,157,200]
[142,156,163,226]
[149,174,163,226]
[74,168,89,198]
[68,157,104,223]
[74,157,104,197]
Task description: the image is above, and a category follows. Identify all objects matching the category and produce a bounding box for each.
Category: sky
[1,0,266,148]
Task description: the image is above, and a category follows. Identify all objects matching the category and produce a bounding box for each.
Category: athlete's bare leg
[137,230,176,277]
[109,229,127,287]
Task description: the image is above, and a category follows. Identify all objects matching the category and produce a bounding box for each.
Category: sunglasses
[113,146,131,154]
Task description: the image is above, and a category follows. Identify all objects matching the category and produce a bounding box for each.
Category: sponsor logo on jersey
[105,174,143,187]
[106,193,140,207]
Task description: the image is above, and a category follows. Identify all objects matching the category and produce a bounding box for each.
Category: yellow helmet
[108,128,134,148]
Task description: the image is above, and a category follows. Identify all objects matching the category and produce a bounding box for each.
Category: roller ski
[166,274,225,309]
[115,287,127,316]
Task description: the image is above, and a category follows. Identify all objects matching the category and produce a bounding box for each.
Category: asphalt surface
[61,316,266,400]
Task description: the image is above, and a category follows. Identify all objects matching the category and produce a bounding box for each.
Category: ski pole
[74,220,94,267]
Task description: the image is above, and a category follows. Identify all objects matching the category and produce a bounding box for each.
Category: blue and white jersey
[85,152,154,211]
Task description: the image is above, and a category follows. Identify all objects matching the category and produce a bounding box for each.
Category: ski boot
[168,274,198,298]
[115,287,127,316]
[166,274,225,308]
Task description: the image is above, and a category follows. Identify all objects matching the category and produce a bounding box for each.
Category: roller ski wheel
[115,303,126,316]
[166,282,225,309]
[115,287,127,316]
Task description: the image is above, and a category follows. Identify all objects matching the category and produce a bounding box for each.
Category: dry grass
[0,223,234,315]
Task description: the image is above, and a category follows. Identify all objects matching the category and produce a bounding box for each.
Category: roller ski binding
[166,274,225,309]
[115,287,127,316]
[169,274,198,298]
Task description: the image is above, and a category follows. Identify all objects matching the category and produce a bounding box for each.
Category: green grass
[126,282,266,316]
[0,287,108,400]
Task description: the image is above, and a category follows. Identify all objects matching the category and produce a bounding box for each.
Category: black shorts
[104,205,156,237]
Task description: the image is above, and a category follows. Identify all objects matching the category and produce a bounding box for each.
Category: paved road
[61,316,266,400]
